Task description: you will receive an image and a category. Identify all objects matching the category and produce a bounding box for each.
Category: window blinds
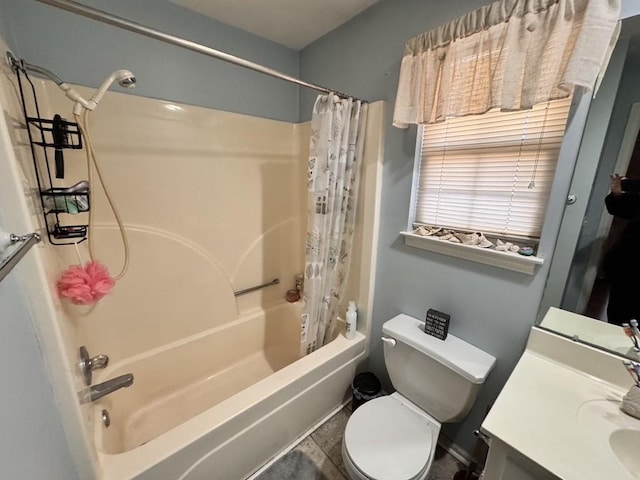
[414,97,572,239]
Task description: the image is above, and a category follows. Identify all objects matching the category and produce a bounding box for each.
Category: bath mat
[255,450,331,480]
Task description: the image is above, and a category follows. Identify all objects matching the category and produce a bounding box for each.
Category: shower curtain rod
[34,0,366,103]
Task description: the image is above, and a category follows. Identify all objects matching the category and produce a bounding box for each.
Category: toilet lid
[344,396,433,480]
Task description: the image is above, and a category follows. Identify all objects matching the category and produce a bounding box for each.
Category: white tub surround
[98,332,366,480]
[481,316,640,480]
[0,61,385,479]
[98,302,302,455]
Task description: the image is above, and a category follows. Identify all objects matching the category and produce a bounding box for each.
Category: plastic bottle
[345,301,357,340]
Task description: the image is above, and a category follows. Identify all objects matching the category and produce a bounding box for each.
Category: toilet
[342,314,496,480]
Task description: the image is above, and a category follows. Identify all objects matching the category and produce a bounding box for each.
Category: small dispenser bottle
[345,301,357,340]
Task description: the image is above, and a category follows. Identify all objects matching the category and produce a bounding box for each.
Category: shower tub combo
[27,87,383,479]
[93,301,366,480]
[0,12,383,477]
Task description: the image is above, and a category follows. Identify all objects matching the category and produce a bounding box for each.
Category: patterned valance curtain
[393,0,621,127]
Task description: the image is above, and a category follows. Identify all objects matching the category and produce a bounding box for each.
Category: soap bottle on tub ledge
[345,301,357,340]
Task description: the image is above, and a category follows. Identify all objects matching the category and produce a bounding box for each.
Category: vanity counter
[481,326,640,480]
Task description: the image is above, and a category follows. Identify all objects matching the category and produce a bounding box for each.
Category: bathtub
[92,301,367,480]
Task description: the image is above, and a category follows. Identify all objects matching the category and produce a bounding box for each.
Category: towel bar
[234,278,280,297]
[0,232,41,284]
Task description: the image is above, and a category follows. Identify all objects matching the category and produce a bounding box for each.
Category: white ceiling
[171,0,381,50]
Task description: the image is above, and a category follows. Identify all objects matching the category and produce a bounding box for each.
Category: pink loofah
[56,260,115,305]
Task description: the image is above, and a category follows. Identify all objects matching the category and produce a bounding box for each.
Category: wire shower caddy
[10,56,89,245]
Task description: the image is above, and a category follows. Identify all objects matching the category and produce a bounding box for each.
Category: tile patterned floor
[255,404,467,480]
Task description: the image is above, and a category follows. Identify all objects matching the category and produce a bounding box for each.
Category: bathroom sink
[482,328,640,480]
[576,399,637,432]
[576,399,640,479]
[610,429,640,479]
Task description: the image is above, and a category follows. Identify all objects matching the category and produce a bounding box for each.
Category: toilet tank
[383,314,496,423]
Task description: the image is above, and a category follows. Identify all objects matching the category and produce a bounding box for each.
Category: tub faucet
[79,374,134,403]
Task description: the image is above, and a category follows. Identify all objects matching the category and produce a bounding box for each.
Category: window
[412,97,573,240]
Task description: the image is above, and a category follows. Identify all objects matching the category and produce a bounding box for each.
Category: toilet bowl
[342,314,496,480]
[342,393,440,480]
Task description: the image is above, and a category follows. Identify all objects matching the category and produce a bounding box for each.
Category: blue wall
[0,8,77,478]
[0,0,532,469]
[0,238,77,479]
[0,0,13,47]
[0,2,302,477]
[299,0,567,454]
[3,0,633,463]
[2,0,300,122]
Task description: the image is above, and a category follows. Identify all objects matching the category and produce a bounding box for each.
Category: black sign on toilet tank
[424,309,450,340]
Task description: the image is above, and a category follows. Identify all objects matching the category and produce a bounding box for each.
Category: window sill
[400,231,544,275]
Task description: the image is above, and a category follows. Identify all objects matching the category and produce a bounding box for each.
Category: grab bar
[234,278,280,297]
[0,232,41,283]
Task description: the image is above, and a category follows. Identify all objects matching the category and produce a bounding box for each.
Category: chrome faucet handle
[89,354,109,370]
[78,373,134,404]
[79,346,110,386]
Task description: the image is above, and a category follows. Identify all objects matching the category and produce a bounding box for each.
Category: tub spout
[79,374,134,403]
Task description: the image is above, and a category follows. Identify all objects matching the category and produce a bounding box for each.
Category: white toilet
[342,314,496,480]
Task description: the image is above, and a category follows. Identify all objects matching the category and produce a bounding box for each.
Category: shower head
[117,72,137,88]
[69,69,136,115]
[82,70,136,110]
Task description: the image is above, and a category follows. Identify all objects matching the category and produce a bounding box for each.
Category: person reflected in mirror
[603,173,640,326]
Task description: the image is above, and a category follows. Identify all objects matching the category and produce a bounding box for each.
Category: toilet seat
[343,396,435,480]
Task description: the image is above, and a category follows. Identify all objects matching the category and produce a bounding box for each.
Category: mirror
[539,14,640,361]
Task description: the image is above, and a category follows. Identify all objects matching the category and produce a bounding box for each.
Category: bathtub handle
[381,336,396,347]
[79,346,110,386]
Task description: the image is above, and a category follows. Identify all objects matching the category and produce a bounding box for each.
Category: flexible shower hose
[75,109,130,281]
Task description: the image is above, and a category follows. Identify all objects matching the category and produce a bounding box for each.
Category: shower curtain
[301,94,368,356]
